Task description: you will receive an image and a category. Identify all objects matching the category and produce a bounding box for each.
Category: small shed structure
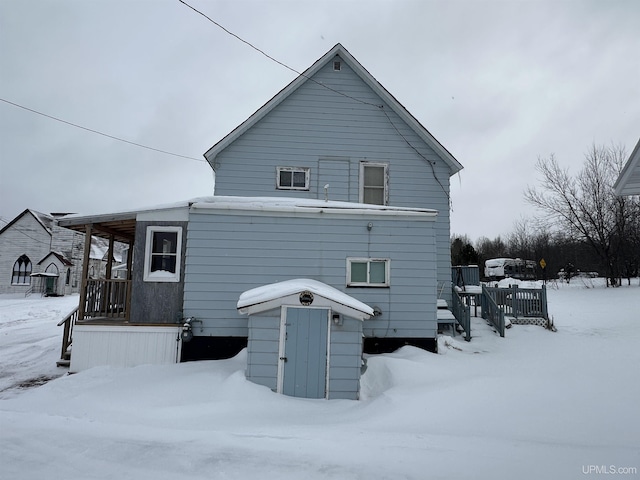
[238,278,373,400]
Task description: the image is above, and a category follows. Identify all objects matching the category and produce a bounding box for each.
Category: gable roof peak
[0,208,54,237]
[204,43,462,175]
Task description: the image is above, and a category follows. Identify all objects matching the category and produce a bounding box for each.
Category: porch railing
[483,284,548,320]
[57,306,78,361]
[481,285,506,337]
[451,288,471,341]
[82,279,131,320]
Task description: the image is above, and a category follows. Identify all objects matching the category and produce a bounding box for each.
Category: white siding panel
[70,325,181,372]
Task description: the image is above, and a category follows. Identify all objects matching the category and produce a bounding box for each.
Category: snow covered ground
[1,279,638,480]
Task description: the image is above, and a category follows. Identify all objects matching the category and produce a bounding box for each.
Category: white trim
[276,308,287,395]
[143,226,182,282]
[276,166,310,191]
[325,309,331,400]
[137,206,189,222]
[347,257,390,287]
[359,162,389,205]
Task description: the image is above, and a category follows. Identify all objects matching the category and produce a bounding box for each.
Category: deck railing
[483,284,548,319]
[83,279,131,320]
[451,288,471,341]
[481,285,506,337]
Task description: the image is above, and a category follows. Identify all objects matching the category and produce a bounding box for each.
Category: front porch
[56,213,137,366]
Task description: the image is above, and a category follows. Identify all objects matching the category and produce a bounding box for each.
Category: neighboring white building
[614,136,640,196]
[0,209,124,296]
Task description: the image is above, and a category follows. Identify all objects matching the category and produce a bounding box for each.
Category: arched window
[65,268,71,285]
[45,263,59,275]
[12,255,32,285]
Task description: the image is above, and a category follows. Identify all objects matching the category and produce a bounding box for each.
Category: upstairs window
[12,255,32,285]
[276,167,310,191]
[359,162,388,205]
[143,226,182,282]
[347,258,390,287]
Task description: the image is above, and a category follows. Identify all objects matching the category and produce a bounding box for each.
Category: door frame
[277,306,332,398]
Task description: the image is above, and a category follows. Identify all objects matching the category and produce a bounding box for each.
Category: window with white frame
[276,167,310,190]
[143,226,182,282]
[347,258,390,287]
[359,162,388,205]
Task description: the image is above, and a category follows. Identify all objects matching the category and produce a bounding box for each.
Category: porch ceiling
[58,214,137,243]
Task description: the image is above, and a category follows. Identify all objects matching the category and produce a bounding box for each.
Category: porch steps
[56,349,71,368]
[437,300,458,336]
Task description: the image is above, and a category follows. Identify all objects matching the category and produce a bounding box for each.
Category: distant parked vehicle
[484,258,537,280]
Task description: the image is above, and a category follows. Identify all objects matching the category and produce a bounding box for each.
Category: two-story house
[58,44,464,400]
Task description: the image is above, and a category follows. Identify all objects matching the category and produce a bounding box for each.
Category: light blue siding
[328,316,363,400]
[212,56,453,307]
[246,312,280,390]
[182,208,437,339]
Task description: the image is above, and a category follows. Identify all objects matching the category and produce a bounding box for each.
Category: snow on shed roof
[237,278,374,320]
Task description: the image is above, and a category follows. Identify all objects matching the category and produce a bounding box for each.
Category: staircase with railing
[450,283,550,339]
[56,306,79,367]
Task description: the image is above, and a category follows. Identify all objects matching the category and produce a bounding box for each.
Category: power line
[177,0,452,207]
[0,216,52,246]
[177,0,383,109]
[378,107,450,203]
[0,98,205,163]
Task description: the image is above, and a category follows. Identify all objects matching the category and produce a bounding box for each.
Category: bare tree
[525,143,638,286]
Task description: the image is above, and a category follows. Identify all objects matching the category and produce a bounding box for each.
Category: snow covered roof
[192,196,437,218]
[37,251,73,267]
[58,196,437,233]
[204,44,463,176]
[0,209,54,237]
[237,278,374,320]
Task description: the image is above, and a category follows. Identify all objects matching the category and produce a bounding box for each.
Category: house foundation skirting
[70,325,182,373]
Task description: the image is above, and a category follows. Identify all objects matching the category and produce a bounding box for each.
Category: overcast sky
[1,0,638,242]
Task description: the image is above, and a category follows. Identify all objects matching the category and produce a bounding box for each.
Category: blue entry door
[282,308,329,399]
